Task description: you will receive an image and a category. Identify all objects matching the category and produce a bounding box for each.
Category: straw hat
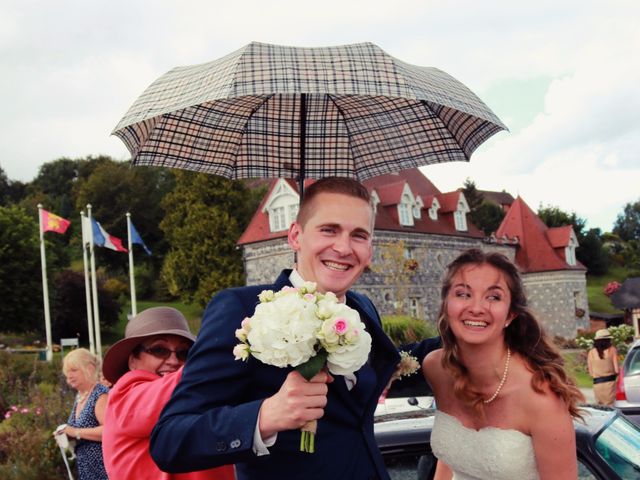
[102,307,196,384]
[594,328,612,340]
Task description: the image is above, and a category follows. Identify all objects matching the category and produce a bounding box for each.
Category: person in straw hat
[101,306,235,480]
[587,328,619,406]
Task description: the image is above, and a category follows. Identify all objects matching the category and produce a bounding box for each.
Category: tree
[74,158,175,274]
[462,179,506,235]
[537,204,586,238]
[538,204,609,275]
[370,239,415,315]
[0,206,42,331]
[613,199,640,242]
[472,201,505,236]
[462,178,483,212]
[51,270,121,342]
[160,172,256,306]
[578,228,609,276]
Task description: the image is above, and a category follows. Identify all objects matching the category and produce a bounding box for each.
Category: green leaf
[296,350,328,381]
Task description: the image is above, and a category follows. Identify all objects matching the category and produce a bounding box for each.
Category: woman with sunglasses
[101,306,235,480]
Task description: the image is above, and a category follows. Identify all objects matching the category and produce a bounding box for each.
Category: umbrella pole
[298,93,307,200]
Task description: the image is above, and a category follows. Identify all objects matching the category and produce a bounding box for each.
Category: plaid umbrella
[113,42,506,191]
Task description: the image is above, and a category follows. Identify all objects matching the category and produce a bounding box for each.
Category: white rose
[326,325,372,376]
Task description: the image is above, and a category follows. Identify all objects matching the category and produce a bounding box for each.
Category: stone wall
[522,270,590,338]
[240,232,587,339]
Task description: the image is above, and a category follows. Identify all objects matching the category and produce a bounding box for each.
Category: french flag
[91,218,128,253]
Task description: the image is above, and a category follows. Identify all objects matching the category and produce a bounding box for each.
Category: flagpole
[37,205,54,361]
[80,211,96,355]
[87,204,103,358]
[126,213,137,316]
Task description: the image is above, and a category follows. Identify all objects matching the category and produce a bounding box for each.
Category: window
[413,197,423,219]
[398,202,413,226]
[429,198,440,220]
[271,206,287,231]
[371,191,380,216]
[409,298,421,319]
[454,210,467,231]
[566,231,578,266]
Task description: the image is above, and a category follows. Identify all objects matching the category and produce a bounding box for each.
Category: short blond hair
[62,348,100,382]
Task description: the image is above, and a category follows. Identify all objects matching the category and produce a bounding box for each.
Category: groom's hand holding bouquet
[233,282,372,453]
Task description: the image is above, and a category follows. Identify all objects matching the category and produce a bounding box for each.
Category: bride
[422,249,584,480]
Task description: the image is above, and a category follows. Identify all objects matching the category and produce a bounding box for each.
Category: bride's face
[445,263,515,347]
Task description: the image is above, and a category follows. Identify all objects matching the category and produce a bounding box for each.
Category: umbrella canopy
[113,42,506,189]
[611,277,640,310]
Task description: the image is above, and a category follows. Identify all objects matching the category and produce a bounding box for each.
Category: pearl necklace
[483,348,511,404]
[76,385,94,404]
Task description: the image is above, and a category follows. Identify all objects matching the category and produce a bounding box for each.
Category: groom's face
[288,192,373,301]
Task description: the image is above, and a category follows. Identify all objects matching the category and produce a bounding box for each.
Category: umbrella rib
[326,94,358,177]
[231,94,275,179]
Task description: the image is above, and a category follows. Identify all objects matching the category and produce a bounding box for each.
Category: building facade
[238,169,589,338]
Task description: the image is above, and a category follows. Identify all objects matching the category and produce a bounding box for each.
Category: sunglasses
[142,346,190,362]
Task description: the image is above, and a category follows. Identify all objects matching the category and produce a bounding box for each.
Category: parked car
[615,338,640,416]
[374,405,640,480]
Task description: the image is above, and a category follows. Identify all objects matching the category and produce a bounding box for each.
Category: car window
[626,348,640,376]
[577,459,598,480]
[594,416,640,478]
[386,452,436,480]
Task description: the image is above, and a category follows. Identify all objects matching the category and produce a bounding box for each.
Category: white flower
[233,343,250,361]
[258,290,275,303]
[317,302,371,376]
[246,291,321,368]
[326,326,372,376]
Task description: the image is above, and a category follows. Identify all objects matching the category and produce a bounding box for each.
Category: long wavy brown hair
[437,249,584,418]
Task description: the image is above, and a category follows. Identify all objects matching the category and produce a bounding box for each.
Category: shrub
[382,315,438,346]
[0,352,74,479]
[575,325,635,355]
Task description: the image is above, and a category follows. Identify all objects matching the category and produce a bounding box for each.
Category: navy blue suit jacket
[151,270,440,480]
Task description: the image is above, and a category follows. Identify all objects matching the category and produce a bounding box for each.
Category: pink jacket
[102,368,235,480]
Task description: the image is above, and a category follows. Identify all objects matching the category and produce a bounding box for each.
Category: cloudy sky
[1,0,638,231]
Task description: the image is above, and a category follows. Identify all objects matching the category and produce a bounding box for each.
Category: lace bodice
[431,410,540,480]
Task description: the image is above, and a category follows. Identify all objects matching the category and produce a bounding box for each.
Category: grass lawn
[587,265,631,314]
[562,350,592,388]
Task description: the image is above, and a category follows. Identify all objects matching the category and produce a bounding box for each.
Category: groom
[150,177,440,480]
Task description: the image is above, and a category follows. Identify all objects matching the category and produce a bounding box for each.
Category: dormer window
[565,231,578,266]
[428,198,440,220]
[263,179,300,233]
[398,184,415,227]
[453,195,470,232]
[413,196,423,219]
[371,190,380,217]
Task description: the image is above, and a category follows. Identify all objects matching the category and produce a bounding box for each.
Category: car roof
[374,405,617,440]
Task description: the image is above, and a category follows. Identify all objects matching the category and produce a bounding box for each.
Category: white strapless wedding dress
[431,410,540,480]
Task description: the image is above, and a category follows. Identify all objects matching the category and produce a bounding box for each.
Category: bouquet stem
[299,420,317,453]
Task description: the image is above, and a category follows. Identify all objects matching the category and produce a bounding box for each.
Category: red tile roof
[496,197,585,273]
[546,225,573,248]
[239,169,483,245]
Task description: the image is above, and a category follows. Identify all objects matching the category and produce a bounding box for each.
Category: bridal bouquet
[233,281,372,452]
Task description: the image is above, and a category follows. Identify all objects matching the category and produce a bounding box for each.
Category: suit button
[216,441,228,452]
[230,439,241,449]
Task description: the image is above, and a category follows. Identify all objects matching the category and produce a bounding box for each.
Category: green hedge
[382,315,438,346]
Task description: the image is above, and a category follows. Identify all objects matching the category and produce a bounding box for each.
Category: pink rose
[333,319,348,335]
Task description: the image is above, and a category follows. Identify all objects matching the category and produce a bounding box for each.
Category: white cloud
[1,0,639,232]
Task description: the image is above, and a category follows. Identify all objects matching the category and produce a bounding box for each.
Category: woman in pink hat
[101,306,235,480]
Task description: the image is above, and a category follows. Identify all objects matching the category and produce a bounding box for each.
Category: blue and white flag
[130,221,152,255]
[91,218,128,252]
